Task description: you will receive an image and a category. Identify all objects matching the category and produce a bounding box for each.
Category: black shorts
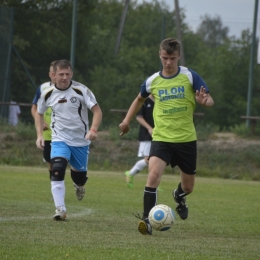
[149,141,197,175]
[43,140,51,163]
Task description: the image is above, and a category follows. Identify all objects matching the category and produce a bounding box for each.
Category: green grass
[0,166,260,259]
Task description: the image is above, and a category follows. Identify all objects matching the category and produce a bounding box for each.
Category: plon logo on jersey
[158,86,185,102]
[58,96,67,103]
[70,97,77,103]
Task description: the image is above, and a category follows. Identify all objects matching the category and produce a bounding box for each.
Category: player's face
[53,67,73,89]
[159,49,180,76]
[49,66,55,84]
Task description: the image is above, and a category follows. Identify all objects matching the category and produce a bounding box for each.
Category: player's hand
[196,86,210,105]
[85,129,97,141]
[148,128,153,136]
[43,122,49,131]
[36,137,45,150]
[119,122,130,136]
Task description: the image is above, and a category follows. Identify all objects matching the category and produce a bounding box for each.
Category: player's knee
[51,157,68,181]
[71,169,88,186]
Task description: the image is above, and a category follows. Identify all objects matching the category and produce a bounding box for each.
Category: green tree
[1,0,259,129]
[197,14,229,48]
[195,30,259,128]
[2,0,76,121]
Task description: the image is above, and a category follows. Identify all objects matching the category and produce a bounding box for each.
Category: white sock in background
[129,159,148,176]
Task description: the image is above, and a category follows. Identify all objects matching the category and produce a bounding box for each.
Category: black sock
[143,186,157,219]
[49,170,52,180]
[176,182,187,200]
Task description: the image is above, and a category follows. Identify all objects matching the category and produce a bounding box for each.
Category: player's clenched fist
[119,122,130,136]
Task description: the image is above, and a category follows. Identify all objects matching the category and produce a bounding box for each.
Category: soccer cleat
[74,183,85,200]
[173,189,188,220]
[138,218,152,235]
[157,185,164,192]
[124,171,134,188]
[53,207,66,221]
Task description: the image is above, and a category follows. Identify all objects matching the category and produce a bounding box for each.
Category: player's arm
[31,104,37,119]
[136,116,153,136]
[119,93,146,136]
[35,111,45,150]
[31,88,48,129]
[32,104,49,130]
[85,104,102,141]
[31,87,41,119]
[190,70,214,107]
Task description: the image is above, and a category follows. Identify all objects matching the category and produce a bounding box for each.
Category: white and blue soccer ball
[148,204,175,231]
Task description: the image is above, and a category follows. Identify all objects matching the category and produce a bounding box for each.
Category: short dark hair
[160,38,181,55]
[50,60,57,67]
[53,59,72,72]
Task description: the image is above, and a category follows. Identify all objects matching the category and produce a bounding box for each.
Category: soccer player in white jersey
[119,38,214,235]
[35,59,102,221]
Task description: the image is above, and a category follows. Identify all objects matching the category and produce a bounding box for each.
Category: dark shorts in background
[149,141,197,175]
[43,140,51,163]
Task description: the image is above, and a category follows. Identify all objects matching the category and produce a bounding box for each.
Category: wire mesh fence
[0,6,13,118]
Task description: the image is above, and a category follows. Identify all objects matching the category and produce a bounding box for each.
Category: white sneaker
[53,207,66,221]
[74,183,85,200]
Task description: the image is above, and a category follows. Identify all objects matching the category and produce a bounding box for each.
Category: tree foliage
[197,14,229,48]
[1,0,259,128]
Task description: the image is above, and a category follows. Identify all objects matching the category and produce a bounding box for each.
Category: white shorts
[137,141,151,157]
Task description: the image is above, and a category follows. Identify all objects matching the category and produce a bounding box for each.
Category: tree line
[2,0,260,129]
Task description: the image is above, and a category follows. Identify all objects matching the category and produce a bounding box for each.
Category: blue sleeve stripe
[140,72,160,98]
[31,86,41,104]
[188,68,209,92]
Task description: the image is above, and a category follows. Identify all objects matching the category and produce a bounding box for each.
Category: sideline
[0,165,259,184]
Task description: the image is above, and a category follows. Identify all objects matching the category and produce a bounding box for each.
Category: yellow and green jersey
[43,107,52,140]
[140,66,209,143]
[32,81,53,141]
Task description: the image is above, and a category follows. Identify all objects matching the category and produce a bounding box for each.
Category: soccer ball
[148,204,175,231]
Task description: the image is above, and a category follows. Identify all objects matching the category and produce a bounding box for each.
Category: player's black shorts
[43,140,51,163]
[149,140,197,175]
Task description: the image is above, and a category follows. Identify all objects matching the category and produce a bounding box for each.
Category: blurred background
[0,0,260,131]
[139,0,258,37]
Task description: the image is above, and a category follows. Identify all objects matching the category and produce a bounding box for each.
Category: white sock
[51,181,66,211]
[129,159,148,176]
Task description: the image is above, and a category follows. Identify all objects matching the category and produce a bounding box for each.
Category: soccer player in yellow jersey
[31,61,56,179]
[119,38,214,235]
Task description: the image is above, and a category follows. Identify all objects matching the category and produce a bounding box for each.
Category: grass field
[0,166,260,260]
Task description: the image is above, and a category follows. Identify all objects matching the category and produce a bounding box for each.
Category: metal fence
[0,6,13,118]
